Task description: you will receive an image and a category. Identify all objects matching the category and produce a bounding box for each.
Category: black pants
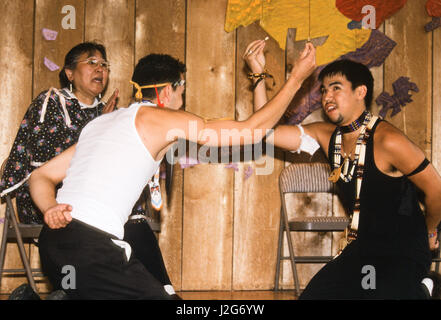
[299,242,429,300]
[38,219,174,300]
[123,221,171,286]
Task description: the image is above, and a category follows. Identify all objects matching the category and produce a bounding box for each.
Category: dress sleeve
[0,93,47,197]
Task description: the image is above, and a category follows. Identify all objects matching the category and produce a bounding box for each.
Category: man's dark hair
[318,59,374,110]
[59,42,107,88]
[131,54,186,100]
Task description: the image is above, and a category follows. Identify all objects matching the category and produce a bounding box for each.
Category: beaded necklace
[329,112,379,250]
[328,111,371,183]
[339,110,368,134]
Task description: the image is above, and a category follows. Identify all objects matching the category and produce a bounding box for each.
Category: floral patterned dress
[1,88,154,224]
[1,88,105,224]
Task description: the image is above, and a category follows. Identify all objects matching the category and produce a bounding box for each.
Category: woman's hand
[102,88,119,114]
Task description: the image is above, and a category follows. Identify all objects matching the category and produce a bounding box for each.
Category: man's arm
[29,145,76,229]
[163,43,316,147]
[378,124,441,250]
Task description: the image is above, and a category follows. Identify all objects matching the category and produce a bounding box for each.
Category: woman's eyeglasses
[78,58,110,71]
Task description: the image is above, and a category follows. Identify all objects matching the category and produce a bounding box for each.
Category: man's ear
[159,84,172,105]
[356,85,367,101]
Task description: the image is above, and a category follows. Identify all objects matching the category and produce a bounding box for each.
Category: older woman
[0,42,115,224]
[1,42,174,298]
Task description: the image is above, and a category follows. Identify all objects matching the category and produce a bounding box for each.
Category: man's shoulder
[374,120,413,151]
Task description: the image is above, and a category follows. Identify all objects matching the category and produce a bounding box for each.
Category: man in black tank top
[244,50,441,299]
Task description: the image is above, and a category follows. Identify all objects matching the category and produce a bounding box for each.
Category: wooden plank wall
[0,0,439,294]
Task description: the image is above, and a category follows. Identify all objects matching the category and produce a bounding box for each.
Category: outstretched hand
[102,89,119,114]
[429,232,440,251]
[243,39,266,74]
[290,42,316,83]
[44,203,73,229]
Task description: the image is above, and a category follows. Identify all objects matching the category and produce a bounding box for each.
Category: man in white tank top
[28,44,316,299]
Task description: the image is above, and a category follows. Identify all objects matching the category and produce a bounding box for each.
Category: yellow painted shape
[225,0,371,66]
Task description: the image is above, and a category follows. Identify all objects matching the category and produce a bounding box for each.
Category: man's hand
[290,42,316,83]
[429,230,440,251]
[102,89,119,114]
[44,203,73,229]
[243,39,266,74]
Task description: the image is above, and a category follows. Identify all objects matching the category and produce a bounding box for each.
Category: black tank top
[328,120,431,266]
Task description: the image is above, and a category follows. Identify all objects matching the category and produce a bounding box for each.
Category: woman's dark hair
[131,54,186,99]
[318,59,374,110]
[59,42,107,89]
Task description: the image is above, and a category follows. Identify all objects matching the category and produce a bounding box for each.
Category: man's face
[320,74,362,126]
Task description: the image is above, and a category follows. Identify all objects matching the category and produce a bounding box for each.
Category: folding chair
[274,162,349,296]
[0,160,43,293]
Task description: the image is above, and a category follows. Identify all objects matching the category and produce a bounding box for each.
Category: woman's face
[65,50,109,103]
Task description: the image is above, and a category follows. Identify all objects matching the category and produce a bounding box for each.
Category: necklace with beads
[328,111,370,183]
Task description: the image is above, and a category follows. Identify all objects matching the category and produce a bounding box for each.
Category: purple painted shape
[178,156,200,169]
[42,28,58,40]
[44,57,60,71]
[376,77,419,118]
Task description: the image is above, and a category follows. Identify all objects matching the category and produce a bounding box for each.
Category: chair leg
[282,210,301,297]
[274,209,284,291]
[436,232,440,273]
[0,208,10,289]
[5,196,38,292]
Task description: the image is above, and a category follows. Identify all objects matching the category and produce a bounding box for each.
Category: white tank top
[56,102,161,239]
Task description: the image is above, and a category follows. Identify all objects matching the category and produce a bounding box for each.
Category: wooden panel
[30,0,86,294]
[184,0,235,120]
[432,26,441,169]
[384,0,432,157]
[232,22,285,290]
[85,0,135,107]
[135,0,186,61]
[135,0,186,290]
[33,0,85,95]
[182,0,235,290]
[0,0,34,294]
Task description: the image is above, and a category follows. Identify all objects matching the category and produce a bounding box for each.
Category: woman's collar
[60,87,102,109]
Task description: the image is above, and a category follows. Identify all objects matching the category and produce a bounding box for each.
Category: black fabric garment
[300,119,431,299]
[38,219,173,300]
[124,220,172,286]
[300,241,429,300]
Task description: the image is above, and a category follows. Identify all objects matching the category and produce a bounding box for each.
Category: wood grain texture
[182,164,234,290]
[232,22,285,290]
[135,0,186,62]
[384,0,432,157]
[182,0,235,290]
[185,0,235,120]
[33,0,85,95]
[85,0,135,107]
[135,0,186,291]
[0,0,35,294]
